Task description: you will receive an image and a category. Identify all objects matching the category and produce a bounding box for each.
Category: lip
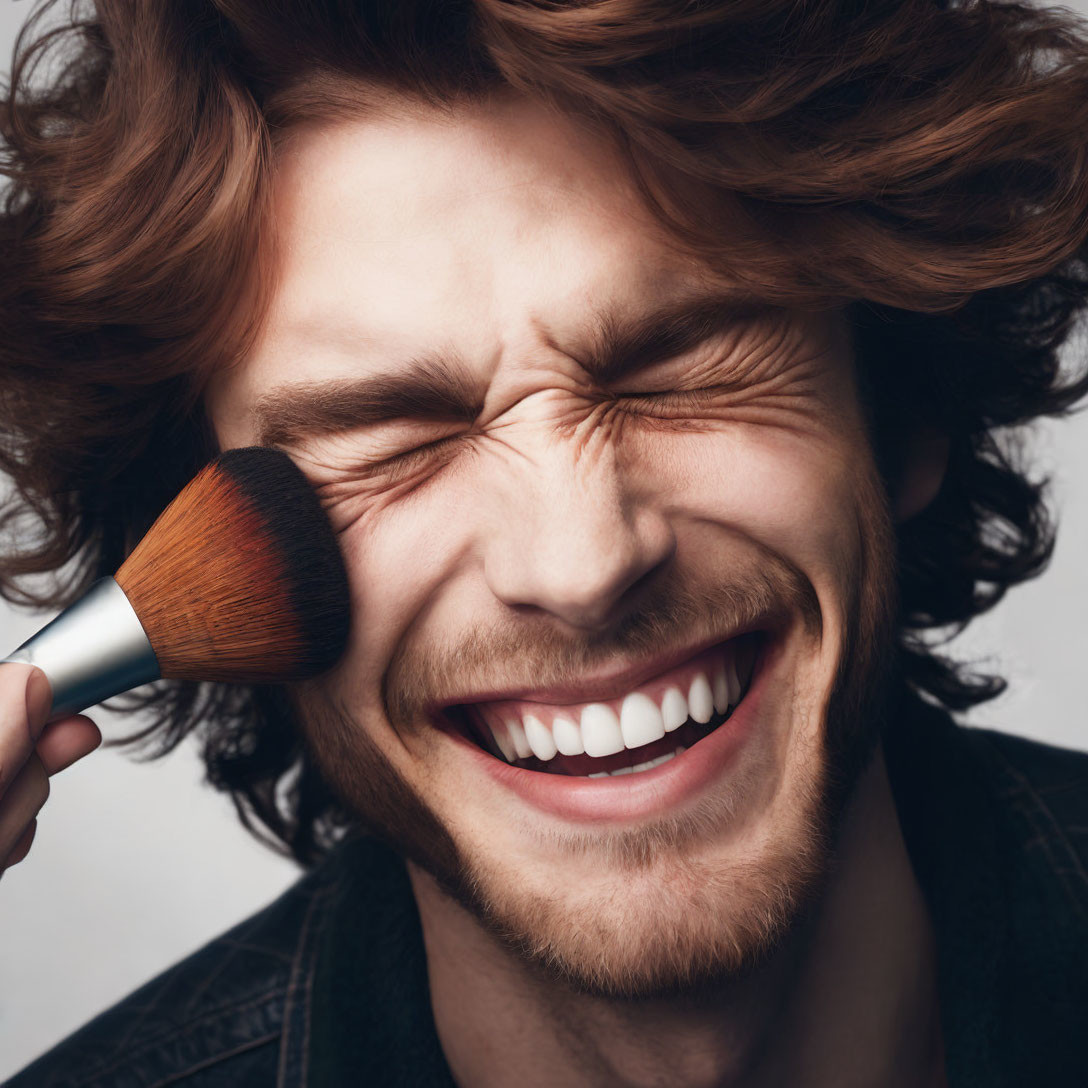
[431,621,773,712]
[435,633,780,823]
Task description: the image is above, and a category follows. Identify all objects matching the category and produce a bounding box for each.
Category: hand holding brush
[0,446,350,873]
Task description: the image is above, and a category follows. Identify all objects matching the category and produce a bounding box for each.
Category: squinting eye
[612,388,718,413]
[377,434,465,477]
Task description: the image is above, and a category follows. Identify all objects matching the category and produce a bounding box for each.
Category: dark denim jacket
[7,699,1088,1087]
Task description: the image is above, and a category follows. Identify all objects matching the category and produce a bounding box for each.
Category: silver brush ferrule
[1,576,161,719]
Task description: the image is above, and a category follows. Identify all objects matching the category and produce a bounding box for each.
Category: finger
[2,817,37,869]
[35,715,102,776]
[25,665,53,731]
[0,753,49,859]
[0,664,53,794]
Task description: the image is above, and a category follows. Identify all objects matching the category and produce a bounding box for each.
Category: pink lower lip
[442,636,778,823]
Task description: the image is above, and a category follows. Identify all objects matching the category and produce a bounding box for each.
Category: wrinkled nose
[481,444,676,631]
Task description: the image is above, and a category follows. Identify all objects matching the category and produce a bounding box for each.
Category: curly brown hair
[3,0,1088,865]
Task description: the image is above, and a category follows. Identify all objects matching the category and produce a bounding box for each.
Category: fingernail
[24,666,54,737]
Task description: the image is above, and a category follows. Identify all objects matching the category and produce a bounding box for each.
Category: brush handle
[1,577,161,720]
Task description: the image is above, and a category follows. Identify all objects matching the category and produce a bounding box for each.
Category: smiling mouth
[441,633,764,778]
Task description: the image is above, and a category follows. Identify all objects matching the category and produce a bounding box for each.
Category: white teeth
[661,686,688,732]
[620,692,665,750]
[552,715,584,756]
[592,748,685,779]
[580,703,625,757]
[506,718,532,760]
[524,713,558,762]
[479,642,750,769]
[630,751,676,773]
[489,722,517,762]
[712,662,729,715]
[688,673,714,724]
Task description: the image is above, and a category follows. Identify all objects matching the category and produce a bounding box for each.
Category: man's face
[207,93,895,996]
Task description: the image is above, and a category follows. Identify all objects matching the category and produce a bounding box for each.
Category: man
[2,1,1087,1085]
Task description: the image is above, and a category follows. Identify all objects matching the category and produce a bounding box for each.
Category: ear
[892,428,950,522]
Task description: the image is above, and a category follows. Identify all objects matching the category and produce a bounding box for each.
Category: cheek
[627,422,872,586]
[629,424,878,756]
[326,477,482,704]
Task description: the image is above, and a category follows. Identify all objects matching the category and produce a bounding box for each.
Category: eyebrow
[254,355,484,448]
[252,292,769,449]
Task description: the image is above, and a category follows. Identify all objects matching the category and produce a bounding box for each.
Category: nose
[481,443,676,631]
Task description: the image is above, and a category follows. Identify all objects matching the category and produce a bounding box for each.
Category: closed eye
[373,433,467,479]
[611,386,736,414]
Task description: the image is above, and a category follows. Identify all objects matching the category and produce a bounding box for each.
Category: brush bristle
[115,447,351,683]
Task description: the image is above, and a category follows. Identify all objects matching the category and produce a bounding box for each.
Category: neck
[407,742,946,1088]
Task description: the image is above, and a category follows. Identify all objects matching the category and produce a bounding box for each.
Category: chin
[450,788,833,999]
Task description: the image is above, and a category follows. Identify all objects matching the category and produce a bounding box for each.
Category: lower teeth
[587,746,686,778]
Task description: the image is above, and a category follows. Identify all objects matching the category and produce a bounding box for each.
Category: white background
[2,0,1088,1077]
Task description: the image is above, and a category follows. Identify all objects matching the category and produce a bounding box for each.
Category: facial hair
[293,460,898,1000]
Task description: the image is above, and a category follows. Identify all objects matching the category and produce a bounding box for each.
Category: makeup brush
[2,446,351,719]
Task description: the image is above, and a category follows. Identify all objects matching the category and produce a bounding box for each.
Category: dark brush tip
[216,446,351,676]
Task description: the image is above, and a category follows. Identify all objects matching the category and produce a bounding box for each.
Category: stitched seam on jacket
[142,1031,280,1088]
[181,936,294,1016]
[67,988,285,1088]
[276,882,336,1088]
[299,878,337,1088]
[99,926,291,1060]
[982,735,1088,923]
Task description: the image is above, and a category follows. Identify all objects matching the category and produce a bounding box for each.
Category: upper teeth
[476,648,743,765]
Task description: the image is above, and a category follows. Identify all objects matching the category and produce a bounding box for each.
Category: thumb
[23,666,54,741]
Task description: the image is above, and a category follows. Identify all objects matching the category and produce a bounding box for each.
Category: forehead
[225,95,740,401]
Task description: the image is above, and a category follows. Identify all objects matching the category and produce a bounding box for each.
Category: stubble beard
[296,466,897,1001]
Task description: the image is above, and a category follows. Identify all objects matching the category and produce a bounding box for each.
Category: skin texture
[206,93,947,1086]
